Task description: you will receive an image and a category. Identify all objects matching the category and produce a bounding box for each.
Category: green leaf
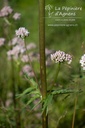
[51,89,81,95]
[30,78,38,87]
[4,17,11,25]
[23,73,38,87]
[71,75,79,78]
[31,99,42,110]
[16,86,36,98]
[26,95,40,107]
[42,94,53,115]
[26,90,41,98]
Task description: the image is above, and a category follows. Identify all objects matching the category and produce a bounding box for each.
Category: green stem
[11,57,17,127]
[3,0,8,6]
[72,96,77,128]
[16,65,22,128]
[24,39,39,86]
[54,63,61,84]
[39,0,48,128]
[49,63,61,93]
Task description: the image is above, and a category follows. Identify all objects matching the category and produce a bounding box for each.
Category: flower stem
[3,0,8,6]
[54,63,61,84]
[24,39,39,86]
[72,96,77,128]
[49,63,61,93]
[39,0,48,128]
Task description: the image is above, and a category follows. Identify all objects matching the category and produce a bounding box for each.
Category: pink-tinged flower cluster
[15,27,30,38]
[7,36,37,61]
[0,6,13,17]
[8,37,24,46]
[26,43,36,50]
[13,13,21,20]
[65,53,72,64]
[0,38,5,46]
[21,65,34,77]
[45,48,53,56]
[21,55,29,62]
[7,37,25,60]
[80,54,85,70]
[51,50,72,64]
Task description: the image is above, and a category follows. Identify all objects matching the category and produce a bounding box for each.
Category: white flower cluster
[15,27,30,38]
[0,38,5,46]
[0,6,13,17]
[51,50,72,64]
[80,54,85,70]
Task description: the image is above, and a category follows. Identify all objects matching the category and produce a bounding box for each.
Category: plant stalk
[49,63,60,93]
[54,63,61,84]
[72,96,77,128]
[39,0,48,128]
[24,39,39,86]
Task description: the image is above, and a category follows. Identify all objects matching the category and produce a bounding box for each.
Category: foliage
[0,0,85,128]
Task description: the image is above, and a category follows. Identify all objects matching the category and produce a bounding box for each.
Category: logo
[45,4,54,18]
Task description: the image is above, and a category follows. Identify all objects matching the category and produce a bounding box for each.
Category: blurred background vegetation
[0,0,85,128]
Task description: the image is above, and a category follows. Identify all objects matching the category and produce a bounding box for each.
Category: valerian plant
[0,2,84,128]
[12,2,83,128]
[17,29,80,118]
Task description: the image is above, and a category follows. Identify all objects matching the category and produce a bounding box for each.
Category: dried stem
[39,0,48,128]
